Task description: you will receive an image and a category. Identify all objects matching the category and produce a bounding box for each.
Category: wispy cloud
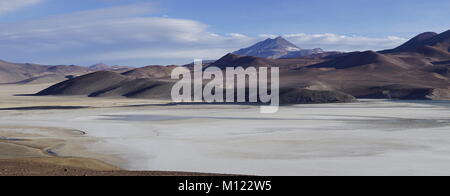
[0,2,408,66]
[0,0,41,14]
[0,3,255,65]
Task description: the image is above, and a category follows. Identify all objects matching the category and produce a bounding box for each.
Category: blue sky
[0,0,449,66]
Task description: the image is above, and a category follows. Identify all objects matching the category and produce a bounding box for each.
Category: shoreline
[0,128,225,176]
[0,84,230,176]
[0,158,227,176]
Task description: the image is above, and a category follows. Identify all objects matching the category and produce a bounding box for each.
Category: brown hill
[15,74,70,84]
[0,60,92,84]
[183,60,216,70]
[207,53,274,69]
[36,71,174,99]
[207,53,323,70]
[421,30,450,52]
[381,30,450,59]
[36,71,128,96]
[281,48,450,100]
[0,61,45,83]
[122,65,178,79]
[90,78,174,99]
[308,51,427,71]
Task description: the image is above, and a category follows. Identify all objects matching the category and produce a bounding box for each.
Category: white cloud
[227,33,249,39]
[0,3,408,66]
[0,3,255,65]
[93,48,231,62]
[0,0,41,14]
[284,33,407,51]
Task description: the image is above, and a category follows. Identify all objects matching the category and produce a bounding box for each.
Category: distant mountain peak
[89,63,110,70]
[233,36,323,59]
[92,63,108,66]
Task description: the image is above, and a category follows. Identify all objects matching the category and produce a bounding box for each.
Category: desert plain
[1,83,450,176]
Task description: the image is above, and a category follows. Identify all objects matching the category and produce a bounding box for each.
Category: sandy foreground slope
[0,84,215,176]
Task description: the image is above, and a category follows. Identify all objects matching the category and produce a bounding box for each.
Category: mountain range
[3,29,450,103]
[0,61,135,84]
[0,60,93,84]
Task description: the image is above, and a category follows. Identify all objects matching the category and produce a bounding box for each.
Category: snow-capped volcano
[233,36,323,59]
